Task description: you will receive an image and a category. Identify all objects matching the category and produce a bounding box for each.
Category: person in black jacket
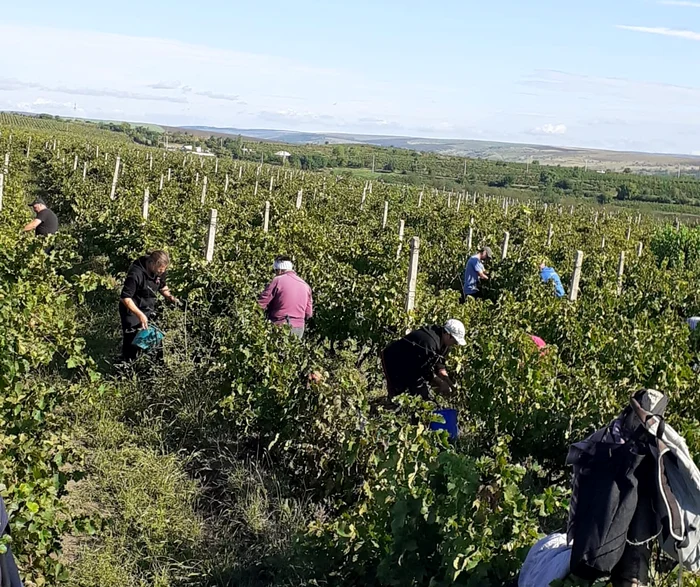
[119,250,179,362]
[380,319,466,401]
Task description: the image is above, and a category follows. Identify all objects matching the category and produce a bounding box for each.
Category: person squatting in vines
[258,255,313,339]
[119,250,180,362]
[380,319,467,401]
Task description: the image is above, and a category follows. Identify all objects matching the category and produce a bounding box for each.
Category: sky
[1,0,699,154]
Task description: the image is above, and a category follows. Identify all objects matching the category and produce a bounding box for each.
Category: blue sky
[1,0,699,153]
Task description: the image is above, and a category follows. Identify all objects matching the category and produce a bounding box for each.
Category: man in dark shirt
[119,250,180,362]
[380,319,466,401]
[23,198,58,236]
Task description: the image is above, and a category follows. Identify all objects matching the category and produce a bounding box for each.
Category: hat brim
[452,334,467,346]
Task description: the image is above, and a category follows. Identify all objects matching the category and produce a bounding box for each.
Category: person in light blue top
[462,246,493,302]
[539,261,565,297]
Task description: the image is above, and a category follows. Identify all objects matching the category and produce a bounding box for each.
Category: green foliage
[3,124,700,587]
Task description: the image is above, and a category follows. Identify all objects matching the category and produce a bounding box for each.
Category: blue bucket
[132,327,164,350]
[430,408,459,440]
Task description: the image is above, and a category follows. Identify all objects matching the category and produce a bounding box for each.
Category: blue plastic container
[430,408,459,440]
[132,327,164,350]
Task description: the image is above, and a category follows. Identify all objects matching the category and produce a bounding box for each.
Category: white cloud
[659,0,700,7]
[532,123,567,135]
[193,90,243,102]
[147,80,184,90]
[616,25,700,41]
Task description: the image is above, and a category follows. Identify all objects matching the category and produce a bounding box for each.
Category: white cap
[273,259,293,272]
[444,319,467,346]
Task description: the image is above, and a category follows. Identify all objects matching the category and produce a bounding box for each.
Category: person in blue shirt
[539,261,565,297]
[462,246,493,302]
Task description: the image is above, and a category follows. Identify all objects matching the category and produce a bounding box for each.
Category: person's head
[479,246,493,262]
[273,255,294,276]
[147,250,170,276]
[539,261,546,271]
[28,198,47,214]
[442,319,467,347]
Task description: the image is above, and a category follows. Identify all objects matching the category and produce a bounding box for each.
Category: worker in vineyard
[119,250,180,362]
[258,255,313,339]
[380,319,466,401]
[462,246,492,301]
[539,261,565,297]
[23,198,58,237]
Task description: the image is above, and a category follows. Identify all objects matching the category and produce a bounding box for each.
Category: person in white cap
[380,319,466,401]
[258,255,313,339]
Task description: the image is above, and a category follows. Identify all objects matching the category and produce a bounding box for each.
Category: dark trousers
[120,328,139,362]
[460,290,481,304]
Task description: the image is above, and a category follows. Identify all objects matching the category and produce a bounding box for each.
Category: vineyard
[1,123,700,587]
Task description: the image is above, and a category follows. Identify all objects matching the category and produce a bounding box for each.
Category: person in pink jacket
[258,256,313,339]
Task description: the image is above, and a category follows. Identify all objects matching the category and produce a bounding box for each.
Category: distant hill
[180,126,700,173]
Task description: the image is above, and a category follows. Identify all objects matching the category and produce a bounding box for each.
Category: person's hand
[170,296,182,307]
[138,313,149,330]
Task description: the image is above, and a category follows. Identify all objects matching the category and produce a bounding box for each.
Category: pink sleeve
[305,286,313,319]
[258,280,276,310]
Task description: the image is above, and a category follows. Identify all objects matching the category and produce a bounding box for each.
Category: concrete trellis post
[637,242,643,258]
[83,161,87,180]
[109,156,120,200]
[159,174,164,191]
[0,174,3,212]
[467,226,473,251]
[167,168,172,182]
[3,153,8,174]
[215,158,218,174]
[502,232,510,260]
[224,173,229,194]
[149,153,153,171]
[201,176,208,204]
[95,145,99,159]
[570,205,574,215]
[26,137,31,159]
[205,209,217,263]
[544,203,548,213]
[405,237,420,312]
[73,155,78,171]
[382,201,389,229]
[269,176,274,195]
[418,190,423,207]
[254,180,259,197]
[626,225,631,241]
[296,189,303,210]
[396,219,405,260]
[675,218,680,231]
[195,172,199,185]
[238,166,243,180]
[601,235,606,249]
[569,250,584,302]
[547,223,553,247]
[263,201,270,233]
[617,251,625,295]
[142,188,150,220]
[594,211,599,225]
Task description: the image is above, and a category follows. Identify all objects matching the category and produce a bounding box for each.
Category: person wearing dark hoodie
[119,250,179,362]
